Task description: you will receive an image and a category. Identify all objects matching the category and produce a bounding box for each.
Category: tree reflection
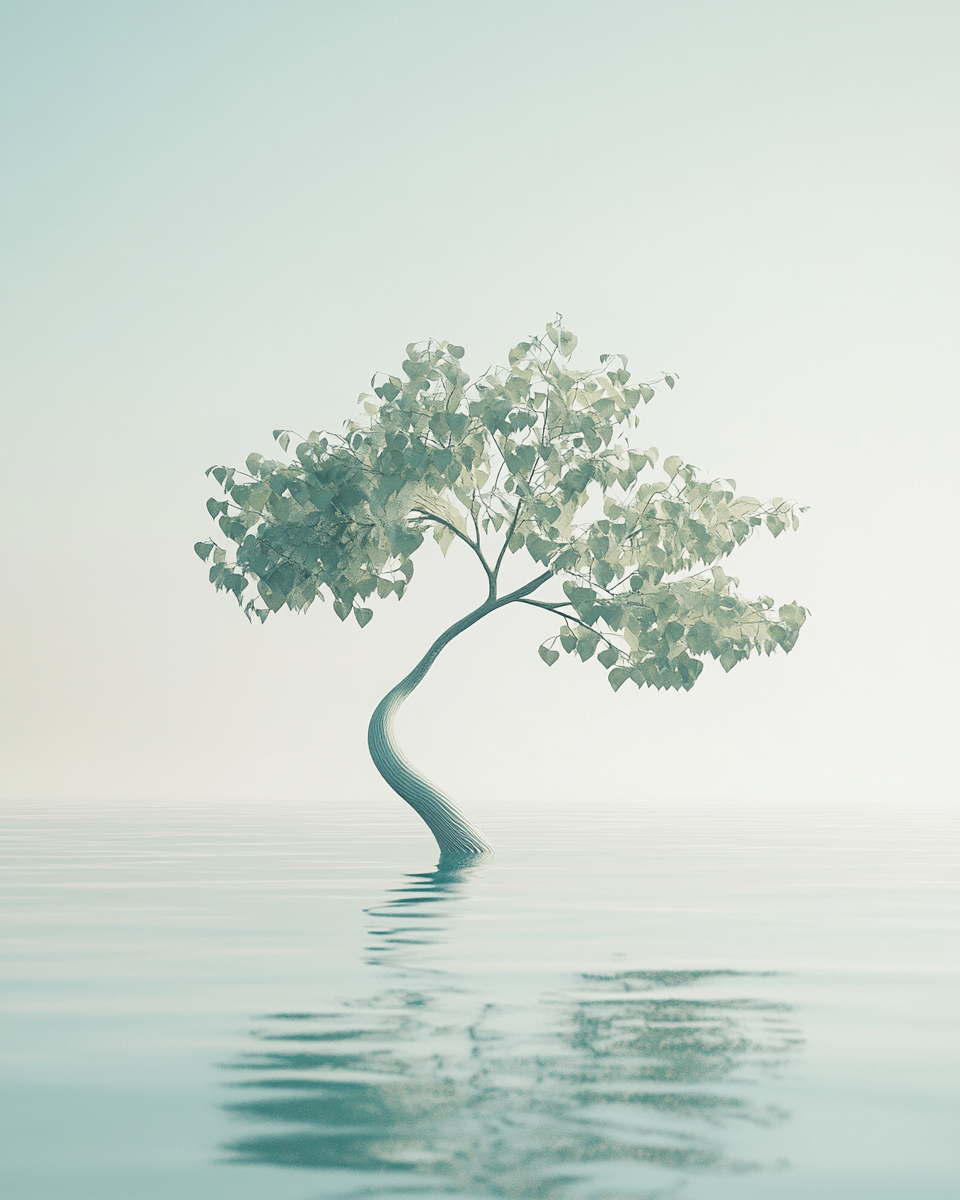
[219,863,800,1198]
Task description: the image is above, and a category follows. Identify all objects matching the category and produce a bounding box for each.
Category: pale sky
[2,1,957,809]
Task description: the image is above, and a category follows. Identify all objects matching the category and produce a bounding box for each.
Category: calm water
[1,798,958,1199]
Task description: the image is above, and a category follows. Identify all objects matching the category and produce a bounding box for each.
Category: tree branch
[516,597,571,611]
[411,508,495,594]
[410,508,478,550]
[518,599,625,657]
[496,570,553,605]
[493,501,523,582]
[470,490,483,547]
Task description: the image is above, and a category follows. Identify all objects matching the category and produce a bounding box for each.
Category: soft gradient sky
[2,1,957,808]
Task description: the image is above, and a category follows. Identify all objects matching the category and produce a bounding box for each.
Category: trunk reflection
[219,862,801,1196]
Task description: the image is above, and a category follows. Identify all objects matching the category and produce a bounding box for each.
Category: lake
[1,797,957,1199]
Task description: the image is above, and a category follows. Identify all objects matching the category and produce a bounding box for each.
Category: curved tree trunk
[368,601,496,860]
[367,572,552,861]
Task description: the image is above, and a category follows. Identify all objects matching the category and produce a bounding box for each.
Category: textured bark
[367,573,551,861]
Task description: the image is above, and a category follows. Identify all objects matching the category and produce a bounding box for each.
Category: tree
[197,323,806,861]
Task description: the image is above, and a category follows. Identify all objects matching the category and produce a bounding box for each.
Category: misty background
[1,1,957,810]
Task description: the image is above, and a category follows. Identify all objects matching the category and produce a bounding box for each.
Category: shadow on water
[218,860,802,1199]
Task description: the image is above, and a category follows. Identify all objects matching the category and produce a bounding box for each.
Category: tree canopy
[197,322,806,694]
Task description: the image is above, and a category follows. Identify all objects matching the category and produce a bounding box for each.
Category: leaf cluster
[199,322,807,690]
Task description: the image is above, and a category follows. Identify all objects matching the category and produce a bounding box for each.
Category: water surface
[1,799,957,1198]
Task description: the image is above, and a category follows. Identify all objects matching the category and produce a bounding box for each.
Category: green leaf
[779,601,807,627]
[686,621,714,654]
[447,344,465,359]
[663,455,682,478]
[355,607,373,628]
[270,562,295,596]
[525,532,557,564]
[559,329,578,356]
[576,630,601,661]
[664,374,676,388]
[194,540,215,561]
[608,666,632,692]
[564,585,598,616]
[434,524,455,555]
[593,561,614,589]
[676,654,704,690]
[507,444,536,475]
[445,412,469,438]
[538,645,560,666]
[597,645,619,669]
